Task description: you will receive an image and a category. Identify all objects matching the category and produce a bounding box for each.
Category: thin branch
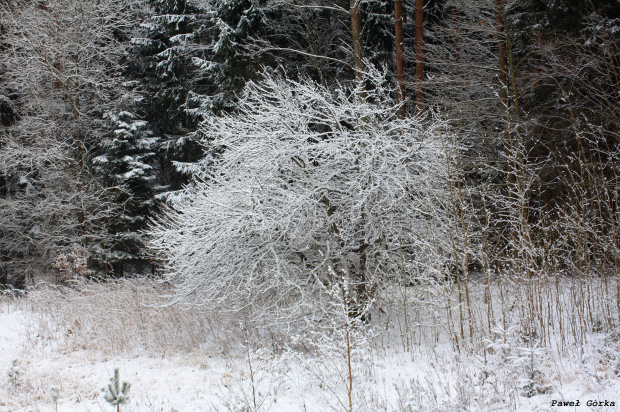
[259,46,355,71]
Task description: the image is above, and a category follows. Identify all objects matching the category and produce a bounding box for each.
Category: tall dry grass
[21,278,241,355]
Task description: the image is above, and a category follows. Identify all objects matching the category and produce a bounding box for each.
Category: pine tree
[103,368,131,412]
[195,0,265,110]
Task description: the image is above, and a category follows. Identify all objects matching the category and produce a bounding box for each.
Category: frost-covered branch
[149,68,454,320]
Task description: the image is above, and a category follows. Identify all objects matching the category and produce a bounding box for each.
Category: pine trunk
[394,0,406,118]
[350,0,364,90]
[415,0,424,113]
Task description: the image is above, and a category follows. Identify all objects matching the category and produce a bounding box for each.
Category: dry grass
[18,272,620,361]
[3,274,620,411]
[21,278,241,355]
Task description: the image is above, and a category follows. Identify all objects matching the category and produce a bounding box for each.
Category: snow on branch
[148,68,453,321]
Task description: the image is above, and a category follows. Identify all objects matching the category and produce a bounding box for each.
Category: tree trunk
[350,0,369,319]
[394,0,405,118]
[495,0,508,110]
[495,0,515,189]
[415,0,424,113]
[497,0,523,190]
[350,0,364,90]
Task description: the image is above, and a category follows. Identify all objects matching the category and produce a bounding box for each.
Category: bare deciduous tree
[148,68,453,321]
[0,0,140,282]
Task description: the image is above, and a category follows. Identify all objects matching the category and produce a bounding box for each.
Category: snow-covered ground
[2,280,620,411]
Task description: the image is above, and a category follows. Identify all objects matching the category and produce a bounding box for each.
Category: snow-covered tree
[103,368,131,412]
[94,111,160,276]
[148,68,453,320]
[0,0,141,280]
[129,0,264,200]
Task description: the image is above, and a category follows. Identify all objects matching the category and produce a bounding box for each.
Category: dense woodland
[0,0,619,318]
[3,2,620,409]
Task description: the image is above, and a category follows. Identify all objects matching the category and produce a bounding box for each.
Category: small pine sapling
[7,359,20,387]
[103,368,131,412]
[50,387,60,411]
[510,344,552,397]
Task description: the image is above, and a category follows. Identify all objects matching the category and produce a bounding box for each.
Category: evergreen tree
[94,110,160,276]
[0,0,137,281]
[132,0,273,183]
[103,368,131,412]
[128,0,208,191]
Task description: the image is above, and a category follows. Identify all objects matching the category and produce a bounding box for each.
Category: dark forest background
[1,0,619,289]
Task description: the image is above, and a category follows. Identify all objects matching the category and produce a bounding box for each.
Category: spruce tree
[129,0,209,191]
[130,0,272,187]
[94,110,160,276]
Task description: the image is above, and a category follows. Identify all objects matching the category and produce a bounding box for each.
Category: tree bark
[415,0,424,113]
[350,0,364,90]
[394,0,405,118]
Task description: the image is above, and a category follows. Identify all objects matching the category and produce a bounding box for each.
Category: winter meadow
[1,0,620,410]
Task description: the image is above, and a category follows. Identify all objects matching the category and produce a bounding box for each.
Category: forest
[1,0,620,410]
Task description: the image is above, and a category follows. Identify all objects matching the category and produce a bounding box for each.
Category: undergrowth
[2,274,620,411]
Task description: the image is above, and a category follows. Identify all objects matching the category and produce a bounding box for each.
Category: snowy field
[2,278,620,411]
